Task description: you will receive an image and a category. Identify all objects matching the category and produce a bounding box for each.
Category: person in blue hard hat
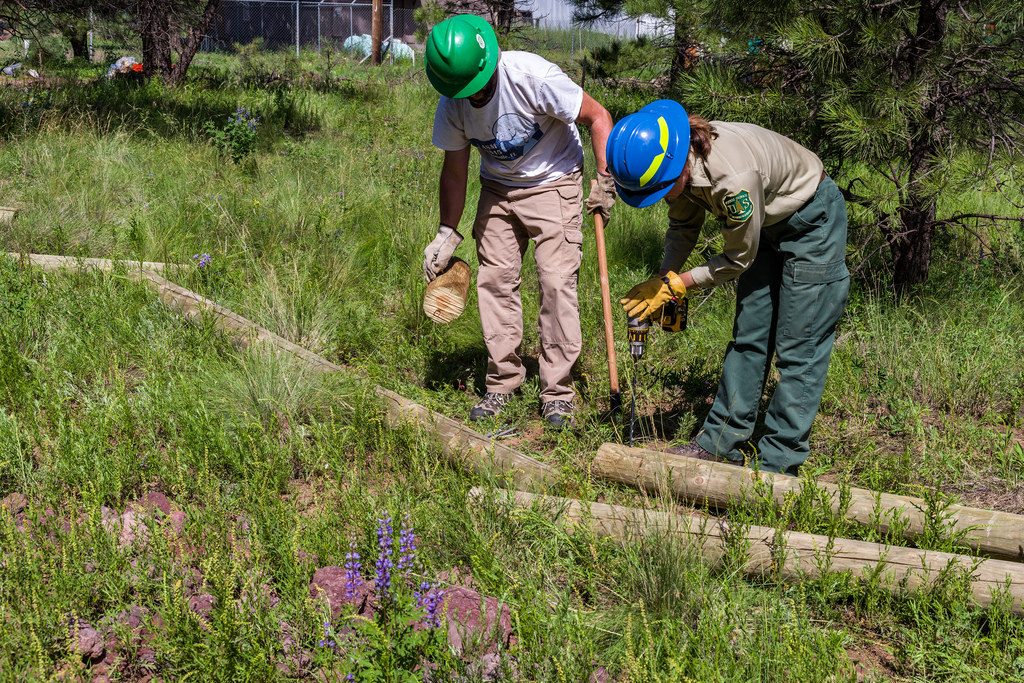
[609,100,849,475]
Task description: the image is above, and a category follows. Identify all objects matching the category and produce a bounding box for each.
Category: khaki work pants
[473,171,583,404]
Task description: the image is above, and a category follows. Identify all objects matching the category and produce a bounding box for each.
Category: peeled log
[6,252,176,273]
[469,487,1024,614]
[5,253,556,490]
[423,258,471,324]
[594,443,1024,562]
[132,269,558,490]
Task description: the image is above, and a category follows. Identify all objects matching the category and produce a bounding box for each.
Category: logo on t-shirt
[470,113,544,162]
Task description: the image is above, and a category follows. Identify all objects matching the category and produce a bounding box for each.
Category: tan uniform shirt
[663,122,824,288]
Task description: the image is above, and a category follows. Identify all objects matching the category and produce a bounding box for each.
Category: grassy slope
[1,44,1023,680]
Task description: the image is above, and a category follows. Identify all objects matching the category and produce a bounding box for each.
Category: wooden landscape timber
[5,252,557,490]
[594,443,1024,562]
[469,487,1024,615]
[5,252,178,273]
[423,258,471,324]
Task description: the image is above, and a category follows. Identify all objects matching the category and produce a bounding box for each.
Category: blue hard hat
[606,100,691,208]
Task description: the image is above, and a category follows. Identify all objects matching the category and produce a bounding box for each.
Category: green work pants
[696,177,849,474]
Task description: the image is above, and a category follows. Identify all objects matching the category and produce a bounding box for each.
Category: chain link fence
[201,0,417,55]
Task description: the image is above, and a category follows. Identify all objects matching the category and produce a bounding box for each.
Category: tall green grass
[1,48,1023,680]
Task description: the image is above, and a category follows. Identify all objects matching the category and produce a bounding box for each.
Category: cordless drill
[627,299,688,358]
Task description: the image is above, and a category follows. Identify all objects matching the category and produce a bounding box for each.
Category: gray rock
[138,491,172,516]
[100,506,119,532]
[69,619,105,661]
[441,586,513,656]
[277,620,311,677]
[167,510,186,537]
[309,566,374,619]
[188,593,216,618]
[1,492,27,515]
[119,509,149,548]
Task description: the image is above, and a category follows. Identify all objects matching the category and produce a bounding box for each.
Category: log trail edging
[470,487,1024,615]
[594,444,1024,561]
[5,252,557,490]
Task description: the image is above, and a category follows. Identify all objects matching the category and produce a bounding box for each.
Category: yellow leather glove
[620,271,687,321]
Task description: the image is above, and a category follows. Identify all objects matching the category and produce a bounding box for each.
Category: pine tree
[678,1,1023,292]
[570,0,702,88]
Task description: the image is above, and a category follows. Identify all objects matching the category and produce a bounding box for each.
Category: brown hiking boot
[469,392,513,421]
[541,400,575,430]
[666,443,742,466]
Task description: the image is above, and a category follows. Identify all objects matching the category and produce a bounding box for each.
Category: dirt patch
[947,476,1024,515]
[846,637,900,681]
[283,478,328,517]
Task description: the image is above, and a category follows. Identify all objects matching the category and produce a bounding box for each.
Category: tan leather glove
[423,225,463,282]
[620,271,687,321]
[585,172,617,223]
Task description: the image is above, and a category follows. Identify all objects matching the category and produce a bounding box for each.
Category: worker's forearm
[589,115,612,176]
[439,173,466,228]
[577,92,613,175]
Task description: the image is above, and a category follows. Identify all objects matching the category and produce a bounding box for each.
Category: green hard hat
[425,14,499,98]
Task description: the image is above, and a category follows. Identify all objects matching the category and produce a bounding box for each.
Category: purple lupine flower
[374,515,394,602]
[344,539,363,600]
[415,580,444,628]
[397,516,416,578]
[345,674,355,682]
[318,620,337,649]
[424,586,444,628]
[192,252,212,268]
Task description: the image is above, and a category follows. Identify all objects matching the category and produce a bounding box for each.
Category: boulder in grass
[188,593,216,619]
[68,618,105,662]
[136,491,173,516]
[440,586,514,656]
[309,566,375,619]
[1,492,27,515]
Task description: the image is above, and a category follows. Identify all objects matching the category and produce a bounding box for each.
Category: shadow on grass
[424,345,593,404]
[0,69,375,142]
[424,344,489,396]
[631,363,720,441]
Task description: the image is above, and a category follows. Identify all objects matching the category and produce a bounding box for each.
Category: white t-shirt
[432,51,585,187]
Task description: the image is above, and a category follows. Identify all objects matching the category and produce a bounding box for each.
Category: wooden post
[594,443,1024,562]
[593,213,620,412]
[5,252,176,273]
[423,258,471,324]
[370,0,383,65]
[469,487,1024,614]
[4,252,558,490]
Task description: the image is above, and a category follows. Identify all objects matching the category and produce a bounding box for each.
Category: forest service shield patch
[724,190,754,222]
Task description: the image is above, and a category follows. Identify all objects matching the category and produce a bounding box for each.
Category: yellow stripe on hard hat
[638,116,670,188]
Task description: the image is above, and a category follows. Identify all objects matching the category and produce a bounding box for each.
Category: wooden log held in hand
[594,443,1024,562]
[424,258,472,324]
[469,487,1024,614]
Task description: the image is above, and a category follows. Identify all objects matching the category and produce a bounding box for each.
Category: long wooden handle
[593,213,620,406]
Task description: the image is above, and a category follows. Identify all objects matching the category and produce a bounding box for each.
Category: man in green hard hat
[421,14,615,429]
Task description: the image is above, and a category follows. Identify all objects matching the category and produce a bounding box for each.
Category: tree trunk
[67,28,88,61]
[371,0,383,65]
[892,188,937,293]
[168,0,222,85]
[139,4,173,80]
[889,0,948,293]
[668,7,695,88]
